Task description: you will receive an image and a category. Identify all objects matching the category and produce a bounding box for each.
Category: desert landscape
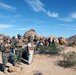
[0,29,76,75]
[0,46,76,75]
[0,0,76,75]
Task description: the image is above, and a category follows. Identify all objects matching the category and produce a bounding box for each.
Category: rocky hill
[23,29,40,38]
[66,34,76,43]
[0,29,76,45]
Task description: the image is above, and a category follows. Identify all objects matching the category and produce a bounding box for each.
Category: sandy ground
[0,46,76,75]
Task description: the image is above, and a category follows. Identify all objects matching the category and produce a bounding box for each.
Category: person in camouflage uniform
[15,34,25,64]
[10,36,16,54]
[1,37,17,74]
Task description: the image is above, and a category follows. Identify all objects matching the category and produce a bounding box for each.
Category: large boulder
[23,29,40,39]
[58,37,67,45]
[49,35,54,43]
[53,38,59,44]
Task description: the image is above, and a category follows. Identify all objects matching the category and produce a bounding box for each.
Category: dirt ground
[0,46,76,75]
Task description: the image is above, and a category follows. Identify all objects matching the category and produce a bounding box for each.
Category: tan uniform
[16,38,25,47]
[15,38,25,63]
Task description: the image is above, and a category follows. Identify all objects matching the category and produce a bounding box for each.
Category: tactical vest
[30,43,34,50]
[4,46,10,53]
[16,38,24,47]
[3,43,10,53]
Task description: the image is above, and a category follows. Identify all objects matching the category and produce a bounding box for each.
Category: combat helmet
[17,34,22,37]
[12,36,15,39]
[3,36,9,41]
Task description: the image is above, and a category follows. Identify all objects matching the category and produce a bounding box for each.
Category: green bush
[38,43,63,54]
[63,51,76,66]
[67,43,74,46]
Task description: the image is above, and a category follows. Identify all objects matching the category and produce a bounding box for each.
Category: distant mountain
[66,34,76,43]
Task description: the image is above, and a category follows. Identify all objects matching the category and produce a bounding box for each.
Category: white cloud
[25,0,58,18]
[17,28,30,31]
[59,13,76,22]
[25,0,46,12]
[58,24,76,31]
[70,13,76,19]
[0,2,16,11]
[47,11,58,18]
[0,24,13,29]
[0,14,21,18]
[59,17,73,22]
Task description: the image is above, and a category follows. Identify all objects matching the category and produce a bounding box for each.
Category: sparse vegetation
[63,51,76,67]
[37,43,63,55]
[67,43,76,47]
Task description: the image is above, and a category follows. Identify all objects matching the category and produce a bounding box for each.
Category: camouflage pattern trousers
[15,46,23,63]
[2,52,17,70]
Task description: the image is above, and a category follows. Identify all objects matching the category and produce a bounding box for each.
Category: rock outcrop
[23,29,40,39]
[58,37,67,45]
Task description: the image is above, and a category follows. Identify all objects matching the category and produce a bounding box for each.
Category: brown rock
[49,35,54,43]
[58,37,67,45]
[23,29,40,39]
[54,38,59,44]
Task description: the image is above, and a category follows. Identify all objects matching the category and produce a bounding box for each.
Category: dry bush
[63,51,76,67]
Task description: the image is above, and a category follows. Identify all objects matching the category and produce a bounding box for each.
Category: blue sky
[0,0,76,38]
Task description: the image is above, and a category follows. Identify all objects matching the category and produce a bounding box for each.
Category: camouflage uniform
[10,36,16,54]
[15,34,25,64]
[1,37,17,73]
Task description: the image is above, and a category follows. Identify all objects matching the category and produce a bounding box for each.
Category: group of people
[34,36,58,47]
[0,34,35,74]
[0,34,57,74]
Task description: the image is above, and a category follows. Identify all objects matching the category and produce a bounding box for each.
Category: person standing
[27,37,34,65]
[1,37,17,74]
[10,36,16,54]
[15,34,25,64]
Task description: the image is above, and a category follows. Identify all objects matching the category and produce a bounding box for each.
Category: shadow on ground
[54,60,73,68]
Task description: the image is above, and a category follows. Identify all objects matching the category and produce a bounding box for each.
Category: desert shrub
[67,42,76,47]
[63,51,76,66]
[38,43,63,54]
[67,43,74,46]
